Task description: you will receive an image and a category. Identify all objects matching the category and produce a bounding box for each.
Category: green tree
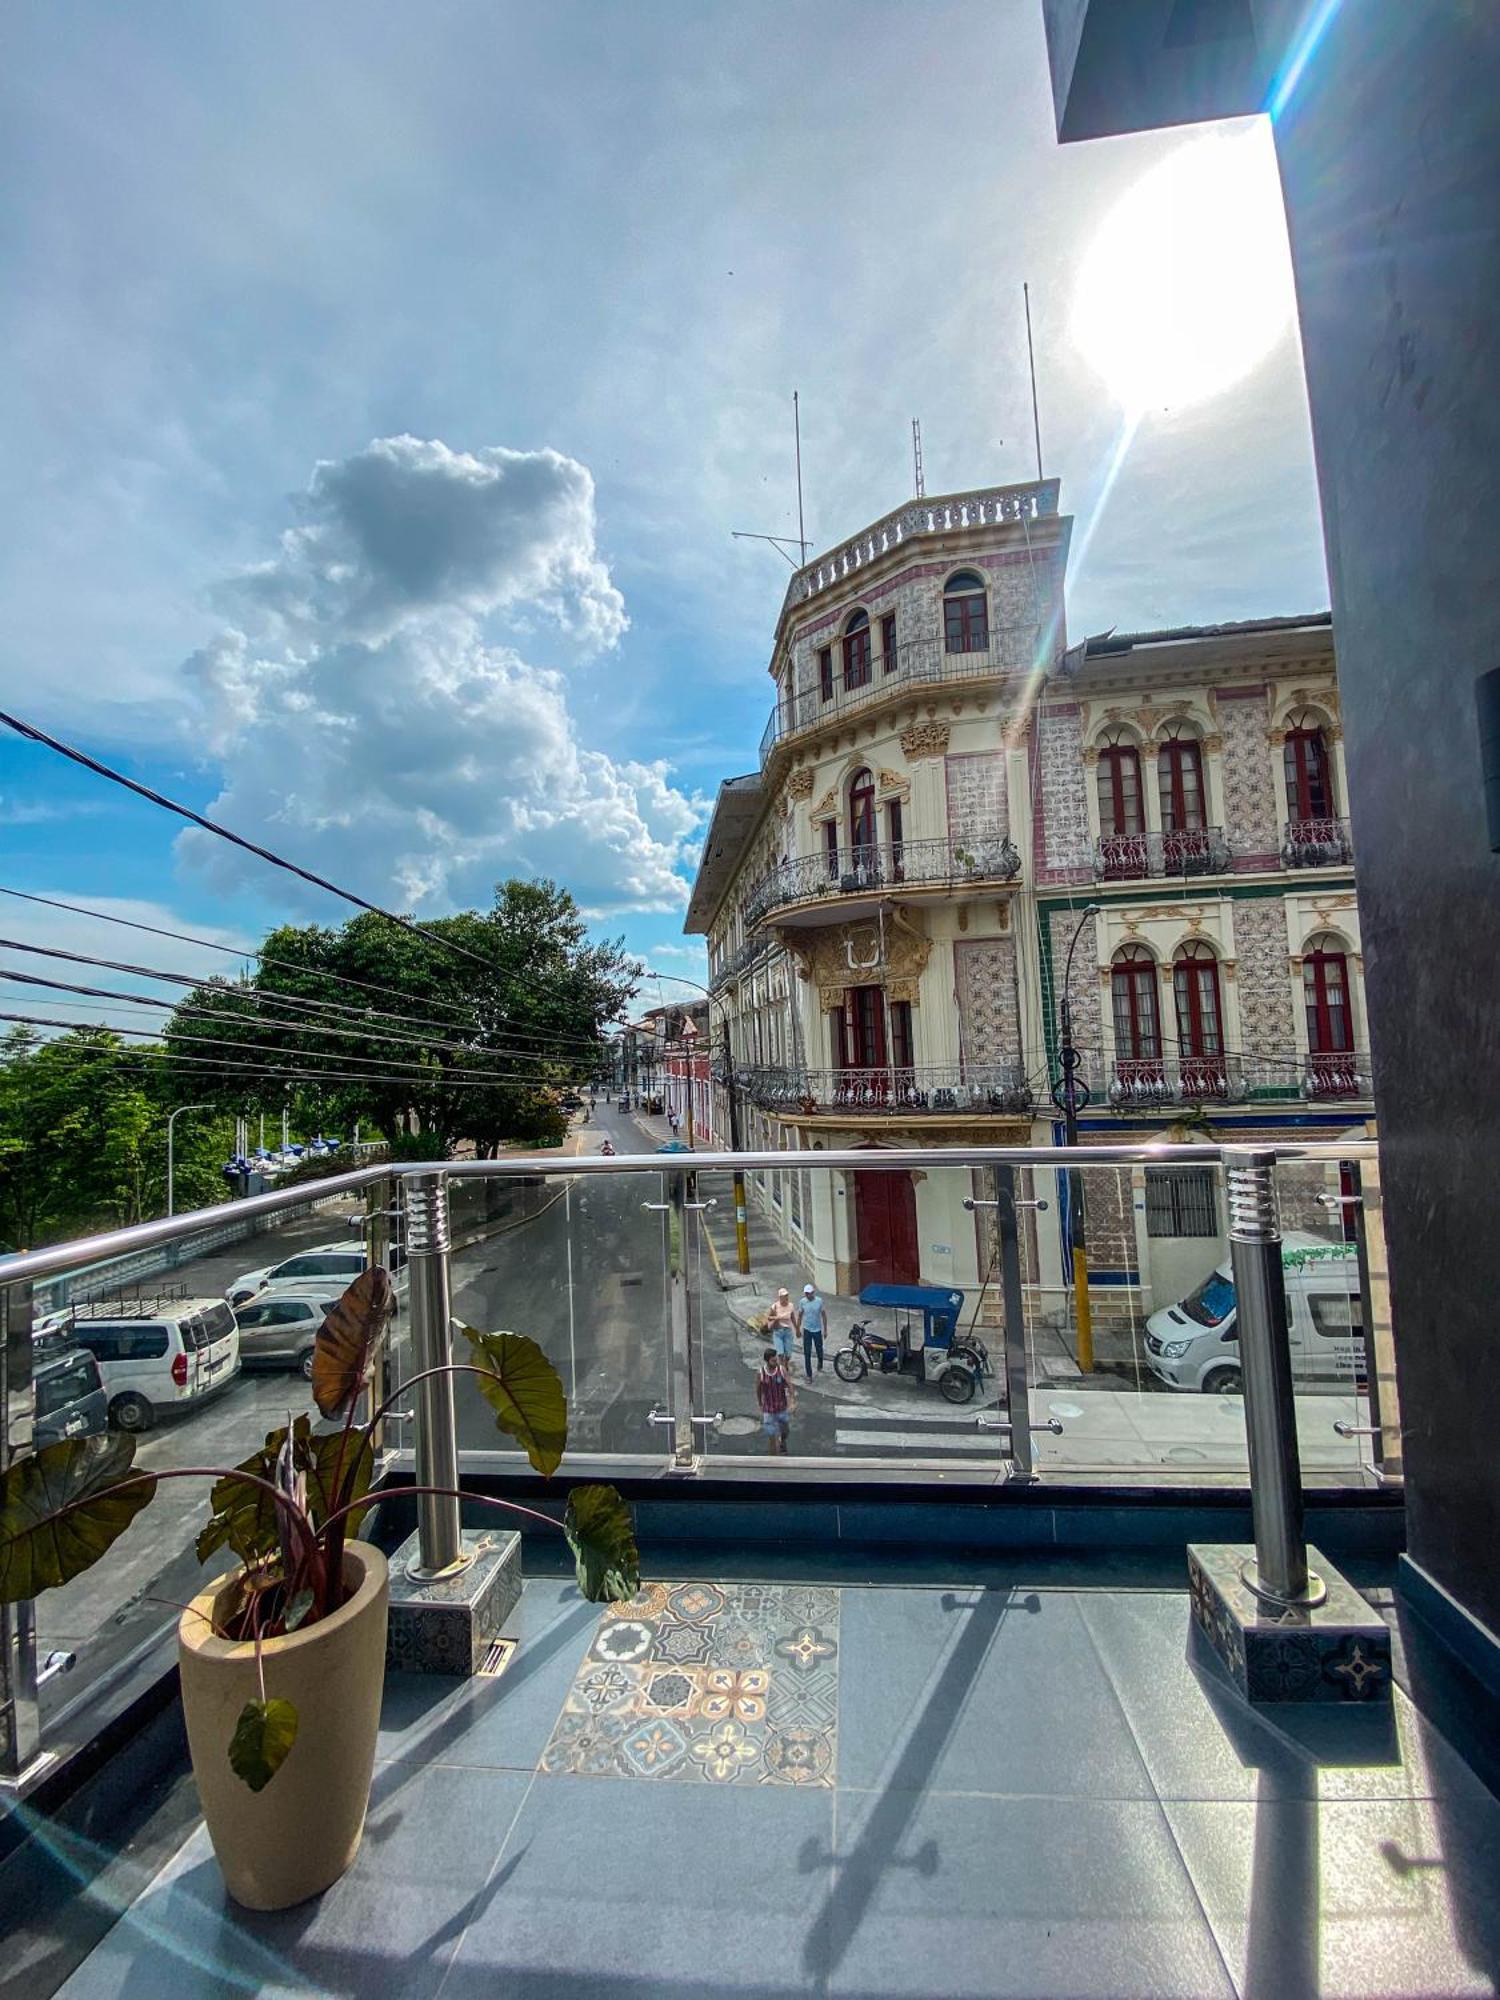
[163,881,633,1158]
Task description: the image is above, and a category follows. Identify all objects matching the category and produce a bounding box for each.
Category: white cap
[803,1284,815,1295]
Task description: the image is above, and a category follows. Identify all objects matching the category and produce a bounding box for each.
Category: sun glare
[1071,127,1296,417]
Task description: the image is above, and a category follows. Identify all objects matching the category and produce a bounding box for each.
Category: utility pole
[166,1103,211,1218]
[723,1016,751,1275]
[1054,905,1100,1372]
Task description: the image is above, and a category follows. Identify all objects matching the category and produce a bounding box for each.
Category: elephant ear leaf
[197,1417,308,1568]
[460,1327,567,1478]
[563,1484,640,1603]
[311,1266,394,1418]
[0,1435,156,1604]
[228,1697,298,1792]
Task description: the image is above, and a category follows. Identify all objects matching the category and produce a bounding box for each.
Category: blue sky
[0,1,1328,1017]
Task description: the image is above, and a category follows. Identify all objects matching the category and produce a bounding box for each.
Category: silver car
[232,1289,348,1378]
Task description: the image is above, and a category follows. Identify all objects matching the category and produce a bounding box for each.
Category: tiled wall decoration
[955,936,1021,1068]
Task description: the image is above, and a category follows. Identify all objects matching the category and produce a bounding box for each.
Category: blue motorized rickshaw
[832,1283,991,1405]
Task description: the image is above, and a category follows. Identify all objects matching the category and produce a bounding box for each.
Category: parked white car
[1144,1235,1363,1395]
[48,1297,241,1432]
[226,1242,370,1307]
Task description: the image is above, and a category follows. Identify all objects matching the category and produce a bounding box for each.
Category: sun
[1071,125,1297,417]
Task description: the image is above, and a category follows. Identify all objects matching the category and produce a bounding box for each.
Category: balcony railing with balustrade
[759,631,1032,766]
[708,931,778,993]
[1095,1047,1374,1110]
[1282,816,1354,867]
[745,833,1021,928]
[739,1060,1036,1118]
[776,479,1060,623]
[1093,826,1232,882]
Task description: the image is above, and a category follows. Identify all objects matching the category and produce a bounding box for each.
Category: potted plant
[0,1267,638,1911]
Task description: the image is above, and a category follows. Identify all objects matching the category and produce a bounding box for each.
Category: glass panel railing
[690,1161,1010,1468]
[25,1180,378,1742]
[1022,1158,1260,1479]
[1270,1156,1372,1481]
[446,1166,671,1461]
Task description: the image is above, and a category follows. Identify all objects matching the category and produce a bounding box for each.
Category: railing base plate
[1188,1542,1390,1705]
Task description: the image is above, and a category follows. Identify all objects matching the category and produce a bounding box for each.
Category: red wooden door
[854,1169,920,1288]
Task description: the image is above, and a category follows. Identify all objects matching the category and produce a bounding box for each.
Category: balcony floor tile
[55,1762,531,2000]
[834,1582,1156,1798]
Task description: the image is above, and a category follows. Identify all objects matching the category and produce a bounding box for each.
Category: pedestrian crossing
[831,1398,1008,1457]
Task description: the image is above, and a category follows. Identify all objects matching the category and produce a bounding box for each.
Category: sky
[0,0,1328,1019]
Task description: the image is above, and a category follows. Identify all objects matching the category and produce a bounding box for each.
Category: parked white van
[1144,1235,1363,1395]
[56,1297,241,1431]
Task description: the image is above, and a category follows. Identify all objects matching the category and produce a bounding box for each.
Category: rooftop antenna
[1023,282,1044,482]
[911,417,926,499]
[731,390,812,569]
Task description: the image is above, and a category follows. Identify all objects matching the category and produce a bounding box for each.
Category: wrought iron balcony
[739,1061,1036,1118]
[1301,1049,1374,1101]
[759,631,1032,765]
[1282,816,1353,867]
[1093,826,1232,882]
[745,834,1021,928]
[1107,1055,1246,1109]
[707,931,777,993]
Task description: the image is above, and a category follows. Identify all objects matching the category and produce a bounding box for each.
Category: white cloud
[177,437,703,917]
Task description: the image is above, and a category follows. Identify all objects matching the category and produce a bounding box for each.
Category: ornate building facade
[685,481,1369,1316]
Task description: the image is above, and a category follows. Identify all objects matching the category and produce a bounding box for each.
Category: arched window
[1097,740,1144,838]
[848,767,877,860]
[1111,945,1161,1062]
[1284,712,1334,822]
[843,609,872,690]
[1173,942,1224,1061]
[1303,936,1353,1054]
[1158,726,1205,833]
[943,570,989,654]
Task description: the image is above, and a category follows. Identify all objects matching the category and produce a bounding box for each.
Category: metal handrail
[0,1137,1377,1290]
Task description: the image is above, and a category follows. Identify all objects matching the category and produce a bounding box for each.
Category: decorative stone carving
[900,720,950,760]
[783,908,933,1004]
[786,770,814,800]
[810,787,838,822]
[1268,727,1288,747]
[1082,746,1100,766]
[876,767,910,800]
[1202,733,1224,755]
[885,977,921,1007]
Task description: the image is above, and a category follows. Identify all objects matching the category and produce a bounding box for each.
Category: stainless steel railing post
[666,1170,697,1469]
[993,1165,1035,1480]
[402,1173,467,1579]
[0,1278,44,1790]
[1225,1148,1323,1607]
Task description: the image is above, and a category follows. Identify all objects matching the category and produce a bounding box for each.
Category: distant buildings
[685,480,1366,1318]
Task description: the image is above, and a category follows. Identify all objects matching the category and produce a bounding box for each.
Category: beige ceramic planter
[178,1541,390,1911]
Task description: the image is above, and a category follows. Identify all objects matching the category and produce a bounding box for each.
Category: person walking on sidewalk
[756,1347,794,1455]
[798,1283,826,1381]
[765,1287,797,1368]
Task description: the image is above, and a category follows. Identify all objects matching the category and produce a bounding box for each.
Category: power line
[0,937,605,1065]
[0,1013,592,1093]
[0,973,597,1087]
[0,716,643,1026]
[0,884,616,1054]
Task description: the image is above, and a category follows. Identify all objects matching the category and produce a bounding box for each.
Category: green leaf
[196,1418,373,1569]
[459,1327,568,1478]
[228,1697,299,1792]
[563,1484,639,1603]
[0,1435,156,1605]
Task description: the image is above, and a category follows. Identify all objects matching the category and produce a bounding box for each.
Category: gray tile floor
[46,1576,1500,1999]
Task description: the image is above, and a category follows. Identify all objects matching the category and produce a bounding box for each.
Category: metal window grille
[1144,1165,1219,1238]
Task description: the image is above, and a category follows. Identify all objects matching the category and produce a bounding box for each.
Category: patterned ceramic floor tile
[537,1582,840,1787]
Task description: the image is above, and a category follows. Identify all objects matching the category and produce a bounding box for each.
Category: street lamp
[166,1103,212,1218]
[1055,905,1101,1373]
[645,970,752,1276]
